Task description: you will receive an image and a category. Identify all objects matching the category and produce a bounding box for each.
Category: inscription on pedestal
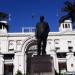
[30,55,55,75]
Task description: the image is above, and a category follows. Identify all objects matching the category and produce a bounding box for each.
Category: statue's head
[40,16,44,22]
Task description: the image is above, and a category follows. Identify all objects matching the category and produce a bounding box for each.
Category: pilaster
[0,55,4,75]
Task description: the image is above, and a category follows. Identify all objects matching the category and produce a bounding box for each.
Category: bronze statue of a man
[35,16,50,55]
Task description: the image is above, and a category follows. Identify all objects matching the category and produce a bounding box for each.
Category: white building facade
[0,20,75,75]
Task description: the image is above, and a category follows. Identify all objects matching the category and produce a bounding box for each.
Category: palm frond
[61,7,72,12]
[61,1,73,12]
[0,12,8,20]
[59,15,70,23]
[64,1,72,7]
[70,13,75,23]
[60,1,75,24]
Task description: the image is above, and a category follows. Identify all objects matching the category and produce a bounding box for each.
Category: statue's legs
[42,37,47,55]
[37,38,41,55]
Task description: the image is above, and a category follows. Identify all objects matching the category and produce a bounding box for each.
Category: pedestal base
[30,55,55,75]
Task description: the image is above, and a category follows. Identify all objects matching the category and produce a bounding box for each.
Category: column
[24,53,27,75]
[13,52,25,75]
[51,51,59,73]
[0,55,4,75]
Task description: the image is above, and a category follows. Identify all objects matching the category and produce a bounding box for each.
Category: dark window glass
[68,24,70,28]
[63,24,64,28]
[57,53,66,58]
[0,24,2,29]
[59,62,67,73]
[68,46,73,52]
[68,41,71,43]
[74,52,75,56]
[55,47,60,50]
[3,54,14,60]
[65,24,68,28]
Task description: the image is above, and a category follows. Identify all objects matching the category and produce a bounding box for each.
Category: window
[65,24,68,28]
[9,40,14,45]
[49,42,51,44]
[59,62,67,73]
[68,41,72,43]
[0,41,1,50]
[48,39,52,44]
[68,24,70,28]
[3,54,14,60]
[16,40,22,50]
[0,23,2,29]
[57,53,66,58]
[28,45,37,50]
[68,46,73,52]
[9,40,14,51]
[74,52,75,56]
[63,24,64,28]
[67,41,73,52]
[71,64,73,67]
[17,40,21,45]
[54,39,59,44]
[55,47,60,51]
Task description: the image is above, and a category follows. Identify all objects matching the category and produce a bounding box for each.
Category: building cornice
[0,32,35,37]
[0,31,75,37]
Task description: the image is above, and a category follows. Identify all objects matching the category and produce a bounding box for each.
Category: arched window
[26,40,37,74]
[65,24,68,28]
[68,24,70,28]
[63,24,64,28]
[26,40,37,55]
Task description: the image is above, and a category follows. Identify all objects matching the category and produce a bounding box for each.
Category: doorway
[4,64,13,75]
[26,53,32,75]
[59,62,67,73]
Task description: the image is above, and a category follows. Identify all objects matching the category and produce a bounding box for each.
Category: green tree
[59,1,75,24]
[15,70,23,75]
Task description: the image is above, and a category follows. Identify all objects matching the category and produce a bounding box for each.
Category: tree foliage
[16,70,23,75]
[59,1,75,23]
[0,12,8,20]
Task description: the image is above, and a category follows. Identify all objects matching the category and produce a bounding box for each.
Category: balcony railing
[22,27,35,32]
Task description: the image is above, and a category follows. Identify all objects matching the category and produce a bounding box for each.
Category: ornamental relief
[25,40,37,55]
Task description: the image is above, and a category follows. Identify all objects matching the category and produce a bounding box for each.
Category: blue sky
[0,0,70,32]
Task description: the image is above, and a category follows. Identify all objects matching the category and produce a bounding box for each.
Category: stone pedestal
[30,55,55,75]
